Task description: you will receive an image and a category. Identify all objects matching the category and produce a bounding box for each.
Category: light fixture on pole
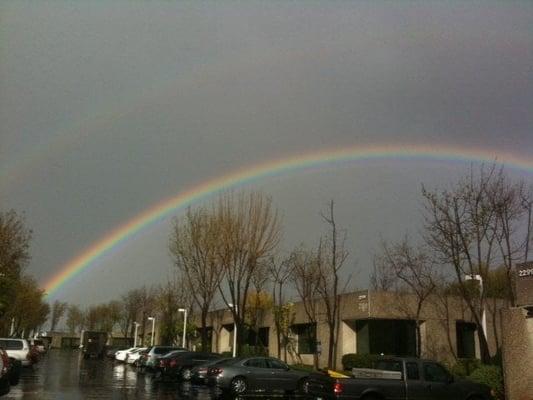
[133,322,140,347]
[465,274,487,338]
[228,303,238,358]
[147,317,156,347]
[178,308,188,348]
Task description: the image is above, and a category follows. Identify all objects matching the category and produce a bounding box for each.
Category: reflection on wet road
[3,350,221,399]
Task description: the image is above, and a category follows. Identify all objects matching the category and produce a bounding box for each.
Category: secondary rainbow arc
[43,144,533,298]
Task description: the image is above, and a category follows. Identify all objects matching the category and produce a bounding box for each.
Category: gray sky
[1,1,532,306]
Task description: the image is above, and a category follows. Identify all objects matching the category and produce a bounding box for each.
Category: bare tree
[66,304,85,334]
[289,245,321,368]
[268,256,293,360]
[488,173,533,305]
[170,207,224,350]
[375,237,437,357]
[316,200,349,369]
[134,286,157,345]
[50,300,68,331]
[119,289,142,339]
[216,192,281,355]
[422,164,504,362]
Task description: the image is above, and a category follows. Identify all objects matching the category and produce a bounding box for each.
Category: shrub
[341,353,381,370]
[219,351,233,358]
[451,358,482,377]
[468,365,504,400]
[290,364,315,372]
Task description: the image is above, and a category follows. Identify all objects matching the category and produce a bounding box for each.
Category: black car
[157,351,222,381]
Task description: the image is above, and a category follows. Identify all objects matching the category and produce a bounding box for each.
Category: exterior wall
[500,307,533,400]
[204,289,505,369]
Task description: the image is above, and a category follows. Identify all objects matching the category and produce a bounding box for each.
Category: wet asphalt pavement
[3,350,223,400]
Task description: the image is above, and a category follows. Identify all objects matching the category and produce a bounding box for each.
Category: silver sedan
[206,356,309,396]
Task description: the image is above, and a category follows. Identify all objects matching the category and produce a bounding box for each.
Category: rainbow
[43,144,533,298]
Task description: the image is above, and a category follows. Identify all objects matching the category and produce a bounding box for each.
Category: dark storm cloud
[1,1,531,304]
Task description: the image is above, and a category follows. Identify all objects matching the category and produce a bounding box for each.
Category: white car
[115,347,139,362]
[126,347,147,365]
[0,338,32,366]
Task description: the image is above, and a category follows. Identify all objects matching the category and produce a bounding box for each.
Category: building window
[456,321,477,359]
[292,323,317,355]
[355,319,416,357]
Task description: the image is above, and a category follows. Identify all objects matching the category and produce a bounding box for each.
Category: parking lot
[3,350,222,399]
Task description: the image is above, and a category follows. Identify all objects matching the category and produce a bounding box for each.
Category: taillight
[0,352,8,375]
[333,381,343,395]
[210,367,223,375]
[169,359,177,368]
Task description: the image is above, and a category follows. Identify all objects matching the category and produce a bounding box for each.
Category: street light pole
[465,274,487,338]
[147,317,156,347]
[133,322,139,347]
[228,303,238,358]
[178,308,188,348]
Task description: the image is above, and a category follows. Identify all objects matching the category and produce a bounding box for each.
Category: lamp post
[147,317,156,347]
[228,303,238,358]
[178,308,188,348]
[465,274,487,338]
[133,322,140,347]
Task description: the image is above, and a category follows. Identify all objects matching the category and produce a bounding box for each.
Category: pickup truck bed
[306,357,492,400]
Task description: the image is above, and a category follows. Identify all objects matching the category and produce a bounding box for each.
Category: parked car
[206,356,309,395]
[115,347,139,363]
[191,358,232,384]
[28,338,46,354]
[126,348,148,365]
[156,351,221,381]
[0,350,11,396]
[105,346,125,359]
[306,357,493,400]
[143,346,186,371]
[0,349,20,388]
[0,339,32,367]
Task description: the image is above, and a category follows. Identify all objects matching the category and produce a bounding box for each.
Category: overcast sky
[1,1,532,307]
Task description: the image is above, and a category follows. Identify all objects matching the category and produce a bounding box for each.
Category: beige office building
[203,289,504,368]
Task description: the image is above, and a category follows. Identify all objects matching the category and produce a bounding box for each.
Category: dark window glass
[423,363,449,383]
[3,340,23,350]
[244,358,268,368]
[356,319,417,357]
[268,359,288,370]
[292,323,317,354]
[406,362,419,380]
[456,322,477,359]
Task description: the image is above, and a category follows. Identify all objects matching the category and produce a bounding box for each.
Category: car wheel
[297,378,309,394]
[9,372,20,386]
[230,376,247,395]
[181,368,192,381]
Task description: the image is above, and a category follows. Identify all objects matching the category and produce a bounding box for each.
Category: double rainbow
[43,144,533,298]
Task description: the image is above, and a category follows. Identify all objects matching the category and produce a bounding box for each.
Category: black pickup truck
[306,357,493,400]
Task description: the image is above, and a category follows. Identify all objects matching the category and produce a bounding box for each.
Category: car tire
[361,394,381,400]
[181,368,192,381]
[297,378,309,394]
[230,376,247,395]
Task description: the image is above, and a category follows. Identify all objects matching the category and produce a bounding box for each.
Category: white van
[0,339,32,366]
